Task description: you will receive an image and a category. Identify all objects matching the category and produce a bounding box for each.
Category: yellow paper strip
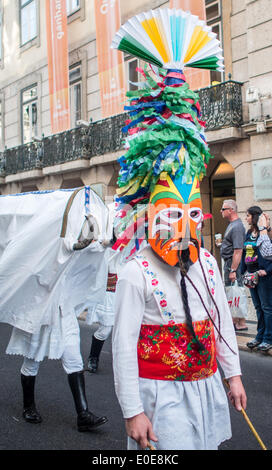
[154,17,172,63]
[184,26,211,63]
[141,18,170,63]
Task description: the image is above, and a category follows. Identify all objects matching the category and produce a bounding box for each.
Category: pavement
[0,318,271,451]
[235,320,272,356]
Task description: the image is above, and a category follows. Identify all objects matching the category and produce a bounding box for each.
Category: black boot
[21,374,42,424]
[67,371,108,432]
[86,335,105,373]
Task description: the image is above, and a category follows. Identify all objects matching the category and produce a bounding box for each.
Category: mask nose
[180,208,190,250]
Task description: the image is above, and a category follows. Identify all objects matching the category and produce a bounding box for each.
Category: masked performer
[111,8,247,450]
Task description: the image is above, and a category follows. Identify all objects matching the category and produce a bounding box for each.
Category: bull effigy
[0,186,111,430]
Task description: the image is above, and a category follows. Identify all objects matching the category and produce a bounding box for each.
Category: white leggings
[20,311,84,376]
[94,325,112,342]
[21,341,84,376]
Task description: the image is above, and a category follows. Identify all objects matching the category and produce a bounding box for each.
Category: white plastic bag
[225,281,248,319]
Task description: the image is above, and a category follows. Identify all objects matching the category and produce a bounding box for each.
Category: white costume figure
[0,187,110,431]
[110,8,247,450]
[85,247,120,373]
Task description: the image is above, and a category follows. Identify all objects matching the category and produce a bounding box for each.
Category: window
[205,0,220,22]
[205,0,223,83]
[21,85,38,143]
[66,0,80,16]
[127,58,139,92]
[210,22,223,83]
[0,100,3,149]
[69,63,82,128]
[0,5,2,62]
[20,0,37,46]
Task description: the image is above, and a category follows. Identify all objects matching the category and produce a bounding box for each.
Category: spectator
[216,199,247,331]
[257,212,272,260]
[241,206,272,352]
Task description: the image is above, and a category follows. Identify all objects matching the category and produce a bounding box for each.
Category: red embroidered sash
[106,273,118,292]
[137,320,217,382]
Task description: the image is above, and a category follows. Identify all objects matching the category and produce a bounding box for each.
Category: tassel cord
[184,271,237,356]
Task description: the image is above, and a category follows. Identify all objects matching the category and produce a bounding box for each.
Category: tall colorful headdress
[111,8,223,266]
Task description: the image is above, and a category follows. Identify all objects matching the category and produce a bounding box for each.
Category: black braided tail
[186,239,237,355]
[178,248,205,351]
[177,241,237,356]
[180,273,206,352]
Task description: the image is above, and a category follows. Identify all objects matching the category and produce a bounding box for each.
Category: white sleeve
[112,261,146,419]
[211,258,242,379]
[257,234,272,259]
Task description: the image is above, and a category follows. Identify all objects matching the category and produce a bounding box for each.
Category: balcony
[0,80,244,178]
[198,79,243,130]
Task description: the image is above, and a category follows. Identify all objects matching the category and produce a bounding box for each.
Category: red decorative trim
[157,178,170,188]
[106,273,118,292]
[166,71,186,81]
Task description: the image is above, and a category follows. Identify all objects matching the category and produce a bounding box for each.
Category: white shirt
[112,246,241,418]
[257,234,272,260]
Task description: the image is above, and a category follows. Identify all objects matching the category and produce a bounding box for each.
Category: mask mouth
[176,238,200,273]
[177,247,191,274]
[170,237,199,251]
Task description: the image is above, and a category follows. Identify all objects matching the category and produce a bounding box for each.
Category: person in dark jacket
[241,206,272,352]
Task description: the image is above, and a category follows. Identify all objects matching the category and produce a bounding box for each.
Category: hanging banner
[94,0,126,118]
[46,0,70,133]
[170,0,210,90]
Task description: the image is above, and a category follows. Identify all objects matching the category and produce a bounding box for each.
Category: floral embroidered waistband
[137,320,217,382]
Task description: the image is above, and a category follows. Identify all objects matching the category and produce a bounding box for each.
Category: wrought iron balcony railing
[198,79,243,130]
[0,80,243,177]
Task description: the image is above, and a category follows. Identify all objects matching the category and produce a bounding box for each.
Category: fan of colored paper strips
[111,8,224,72]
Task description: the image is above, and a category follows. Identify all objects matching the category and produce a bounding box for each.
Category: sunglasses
[221,208,231,211]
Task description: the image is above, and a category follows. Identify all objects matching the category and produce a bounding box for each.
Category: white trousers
[20,313,84,376]
[21,341,83,376]
[94,325,112,342]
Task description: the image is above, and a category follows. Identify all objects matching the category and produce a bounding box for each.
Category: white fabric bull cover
[0,187,112,335]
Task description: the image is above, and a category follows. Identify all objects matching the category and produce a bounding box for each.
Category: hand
[72,238,94,250]
[262,212,270,228]
[264,212,270,227]
[227,376,247,411]
[101,239,111,247]
[125,412,158,449]
[258,270,267,277]
[229,271,236,282]
[258,213,267,229]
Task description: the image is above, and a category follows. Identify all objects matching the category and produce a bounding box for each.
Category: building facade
[0,0,271,265]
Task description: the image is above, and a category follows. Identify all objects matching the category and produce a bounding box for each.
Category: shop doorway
[210,162,235,272]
